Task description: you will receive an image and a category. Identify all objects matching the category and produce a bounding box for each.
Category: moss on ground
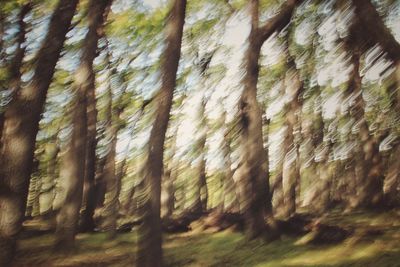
[12,210,400,267]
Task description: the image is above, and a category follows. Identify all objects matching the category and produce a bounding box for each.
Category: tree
[237,0,301,239]
[55,0,112,249]
[342,0,400,208]
[220,108,239,212]
[281,57,302,218]
[350,0,400,208]
[162,120,180,219]
[101,54,130,238]
[0,0,79,264]
[191,97,208,214]
[136,0,186,266]
[80,58,99,233]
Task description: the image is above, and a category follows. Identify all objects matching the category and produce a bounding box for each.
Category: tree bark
[0,0,78,264]
[136,0,186,266]
[55,0,112,249]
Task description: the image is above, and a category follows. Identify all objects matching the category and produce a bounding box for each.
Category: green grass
[12,210,400,267]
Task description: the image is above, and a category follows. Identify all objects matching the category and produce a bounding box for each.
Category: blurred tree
[136,0,186,266]
[101,48,132,238]
[348,0,400,208]
[161,107,182,219]
[0,0,78,264]
[281,56,302,218]
[220,108,240,212]
[191,96,208,214]
[237,0,301,239]
[55,0,113,249]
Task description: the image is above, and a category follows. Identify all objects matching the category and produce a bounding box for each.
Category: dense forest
[0,0,400,266]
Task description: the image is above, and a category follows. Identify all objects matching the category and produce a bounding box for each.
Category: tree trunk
[101,66,126,238]
[349,0,400,208]
[136,0,186,266]
[0,0,78,264]
[161,125,179,219]
[383,143,400,206]
[80,77,98,232]
[101,126,118,237]
[120,109,145,216]
[281,61,302,218]
[238,0,300,240]
[39,140,60,215]
[344,42,385,208]
[221,110,239,212]
[55,0,112,249]
[306,106,335,213]
[191,98,208,214]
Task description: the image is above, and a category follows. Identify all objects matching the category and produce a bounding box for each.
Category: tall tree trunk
[341,1,393,207]
[120,108,145,216]
[0,0,78,264]
[55,97,88,249]
[302,99,333,213]
[136,0,186,266]
[221,110,239,212]
[80,76,98,232]
[55,0,112,249]
[161,125,179,219]
[281,62,302,218]
[341,0,400,208]
[101,125,118,237]
[238,0,300,239]
[191,98,208,214]
[239,61,269,238]
[348,49,385,208]
[101,66,127,238]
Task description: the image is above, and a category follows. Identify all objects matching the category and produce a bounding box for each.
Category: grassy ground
[12,210,400,267]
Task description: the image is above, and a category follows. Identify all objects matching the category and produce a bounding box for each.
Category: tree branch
[257,0,301,43]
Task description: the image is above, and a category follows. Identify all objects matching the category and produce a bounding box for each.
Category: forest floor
[12,209,400,267]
